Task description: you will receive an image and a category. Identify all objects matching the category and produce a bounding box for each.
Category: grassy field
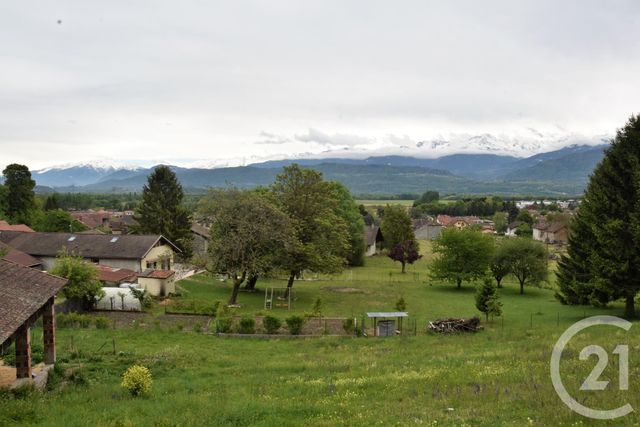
[1,242,637,426]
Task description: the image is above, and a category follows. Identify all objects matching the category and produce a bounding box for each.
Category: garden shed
[366,312,408,337]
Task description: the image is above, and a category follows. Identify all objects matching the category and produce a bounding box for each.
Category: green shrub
[343,318,356,335]
[57,312,92,328]
[262,315,282,334]
[285,316,305,335]
[217,317,233,333]
[94,316,109,329]
[192,322,202,333]
[121,365,152,396]
[237,316,256,334]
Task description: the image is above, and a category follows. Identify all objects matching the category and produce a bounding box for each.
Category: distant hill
[32,143,609,196]
[499,146,606,183]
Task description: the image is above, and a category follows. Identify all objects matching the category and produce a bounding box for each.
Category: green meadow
[1,243,638,426]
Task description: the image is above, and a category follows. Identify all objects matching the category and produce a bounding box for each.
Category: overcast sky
[2,1,640,169]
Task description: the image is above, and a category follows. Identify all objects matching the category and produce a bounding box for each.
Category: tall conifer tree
[133,166,193,259]
[557,115,640,318]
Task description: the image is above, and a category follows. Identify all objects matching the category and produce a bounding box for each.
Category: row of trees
[198,165,365,305]
[431,227,549,294]
[412,196,520,220]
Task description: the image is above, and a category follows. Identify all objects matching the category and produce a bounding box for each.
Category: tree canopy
[51,249,104,310]
[271,164,350,291]
[501,237,547,294]
[326,181,366,267]
[380,205,414,249]
[430,227,494,288]
[2,164,36,224]
[202,189,294,305]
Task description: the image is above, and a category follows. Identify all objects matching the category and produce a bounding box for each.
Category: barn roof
[0,231,180,260]
[363,226,382,246]
[191,223,209,238]
[0,260,67,346]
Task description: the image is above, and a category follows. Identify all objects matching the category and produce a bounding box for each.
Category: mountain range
[30,144,608,196]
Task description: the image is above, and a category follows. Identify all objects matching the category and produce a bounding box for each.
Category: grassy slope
[1,242,637,426]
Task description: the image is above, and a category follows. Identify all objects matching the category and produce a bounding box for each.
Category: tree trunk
[457,279,461,289]
[284,271,296,298]
[496,278,503,288]
[519,280,525,295]
[624,293,636,319]
[244,274,258,291]
[401,261,406,273]
[228,272,246,305]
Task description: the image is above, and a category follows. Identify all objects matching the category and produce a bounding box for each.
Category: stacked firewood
[428,316,481,333]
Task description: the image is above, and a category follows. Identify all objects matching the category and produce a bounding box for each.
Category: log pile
[428,316,481,333]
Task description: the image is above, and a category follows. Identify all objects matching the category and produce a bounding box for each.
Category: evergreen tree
[2,164,36,224]
[133,166,193,259]
[572,115,640,318]
[555,211,611,305]
[475,278,502,321]
[43,194,60,211]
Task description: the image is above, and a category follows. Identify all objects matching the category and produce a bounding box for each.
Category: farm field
[1,242,636,426]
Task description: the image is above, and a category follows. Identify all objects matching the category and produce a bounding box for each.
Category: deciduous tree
[271,165,349,295]
[430,227,494,288]
[51,249,104,310]
[501,237,548,294]
[380,205,414,249]
[388,240,422,273]
[203,189,294,305]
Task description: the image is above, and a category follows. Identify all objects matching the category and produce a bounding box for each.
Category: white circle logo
[550,315,633,420]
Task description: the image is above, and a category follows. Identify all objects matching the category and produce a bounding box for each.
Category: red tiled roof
[1,243,42,268]
[139,269,175,279]
[0,220,34,233]
[97,264,137,283]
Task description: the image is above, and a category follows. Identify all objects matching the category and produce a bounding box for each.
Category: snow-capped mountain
[33,160,145,187]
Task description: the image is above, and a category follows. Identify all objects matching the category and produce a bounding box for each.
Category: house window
[146,261,157,269]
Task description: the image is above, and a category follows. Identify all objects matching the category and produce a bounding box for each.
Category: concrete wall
[139,276,175,297]
[365,242,377,257]
[415,225,442,240]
